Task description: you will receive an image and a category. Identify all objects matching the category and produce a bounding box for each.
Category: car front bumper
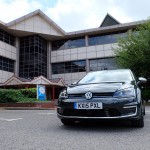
[57,98,141,120]
[57,106,137,119]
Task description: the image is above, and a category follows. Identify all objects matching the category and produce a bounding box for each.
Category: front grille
[93,93,114,98]
[68,92,114,99]
[63,108,121,117]
[68,94,83,98]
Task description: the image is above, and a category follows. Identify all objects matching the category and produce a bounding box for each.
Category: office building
[0,10,142,98]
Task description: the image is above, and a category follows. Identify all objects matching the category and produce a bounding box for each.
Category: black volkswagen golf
[57,69,147,127]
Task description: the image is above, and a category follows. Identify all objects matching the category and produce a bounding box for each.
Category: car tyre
[61,119,75,126]
[132,112,144,128]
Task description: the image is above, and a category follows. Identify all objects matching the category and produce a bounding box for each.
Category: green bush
[19,88,37,98]
[142,89,150,101]
[0,88,39,103]
[0,89,24,103]
[17,98,39,103]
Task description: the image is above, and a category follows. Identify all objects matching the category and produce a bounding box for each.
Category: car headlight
[59,89,68,100]
[113,88,135,98]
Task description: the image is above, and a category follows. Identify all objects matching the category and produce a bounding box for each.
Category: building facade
[0,10,142,86]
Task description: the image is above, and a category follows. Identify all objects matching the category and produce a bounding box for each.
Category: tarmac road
[0,106,150,150]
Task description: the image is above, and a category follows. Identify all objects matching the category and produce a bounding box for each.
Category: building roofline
[2,75,66,87]
[66,20,145,36]
[0,9,146,38]
[6,9,66,36]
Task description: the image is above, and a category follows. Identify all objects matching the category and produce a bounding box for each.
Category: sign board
[37,85,46,101]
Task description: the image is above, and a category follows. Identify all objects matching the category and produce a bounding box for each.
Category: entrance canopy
[0,76,66,101]
[1,75,66,87]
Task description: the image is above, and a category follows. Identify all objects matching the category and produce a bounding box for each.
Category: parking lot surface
[0,106,150,150]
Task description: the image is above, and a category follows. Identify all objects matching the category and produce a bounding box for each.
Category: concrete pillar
[52,86,55,101]
[15,37,19,77]
[85,35,88,46]
[47,41,52,79]
[85,35,89,73]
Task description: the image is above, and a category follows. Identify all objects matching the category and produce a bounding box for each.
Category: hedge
[20,88,37,98]
[0,88,40,103]
[142,89,150,102]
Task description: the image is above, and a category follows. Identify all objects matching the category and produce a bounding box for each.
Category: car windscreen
[78,70,133,84]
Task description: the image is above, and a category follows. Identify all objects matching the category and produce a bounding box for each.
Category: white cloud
[108,6,133,23]
[0,0,43,23]
[0,0,149,32]
[45,0,135,31]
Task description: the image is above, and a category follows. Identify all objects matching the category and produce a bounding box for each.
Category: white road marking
[37,113,55,115]
[0,118,23,122]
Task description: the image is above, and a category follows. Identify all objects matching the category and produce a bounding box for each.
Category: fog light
[123,106,137,114]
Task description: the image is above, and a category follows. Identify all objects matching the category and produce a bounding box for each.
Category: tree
[114,19,150,77]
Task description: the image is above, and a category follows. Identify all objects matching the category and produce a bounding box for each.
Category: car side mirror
[137,77,147,86]
[139,77,147,83]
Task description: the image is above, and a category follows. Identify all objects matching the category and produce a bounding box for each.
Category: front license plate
[74,102,103,109]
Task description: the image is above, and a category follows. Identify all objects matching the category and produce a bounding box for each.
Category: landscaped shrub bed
[20,88,37,98]
[0,88,41,103]
[142,89,150,102]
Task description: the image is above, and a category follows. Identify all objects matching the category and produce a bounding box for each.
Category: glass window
[88,31,127,46]
[90,58,118,71]
[52,60,86,74]
[0,29,15,46]
[19,35,47,79]
[0,56,14,72]
[88,37,97,45]
[52,37,85,50]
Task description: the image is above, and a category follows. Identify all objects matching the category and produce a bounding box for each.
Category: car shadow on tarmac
[59,120,144,133]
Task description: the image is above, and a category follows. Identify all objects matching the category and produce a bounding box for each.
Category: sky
[0,0,150,32]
